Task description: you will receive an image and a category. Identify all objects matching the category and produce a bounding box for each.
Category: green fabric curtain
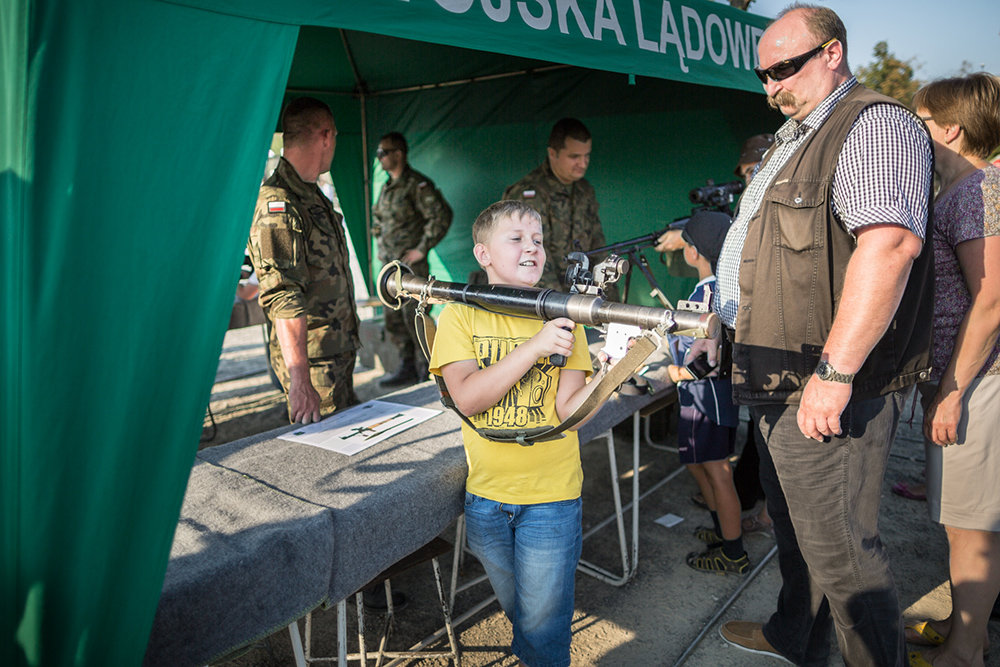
[2,0,30,661]
[2,1,298,664]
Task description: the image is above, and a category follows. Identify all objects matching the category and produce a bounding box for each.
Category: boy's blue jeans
[464,492,582,667]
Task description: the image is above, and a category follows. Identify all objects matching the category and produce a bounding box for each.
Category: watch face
[815,360,852,383]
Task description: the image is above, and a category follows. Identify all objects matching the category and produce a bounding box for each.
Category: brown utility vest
[731,85,934,405]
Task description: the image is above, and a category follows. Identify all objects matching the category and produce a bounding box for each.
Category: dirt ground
[197,325,1000,666]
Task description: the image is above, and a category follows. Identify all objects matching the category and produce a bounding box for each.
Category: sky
[744,0,999,80]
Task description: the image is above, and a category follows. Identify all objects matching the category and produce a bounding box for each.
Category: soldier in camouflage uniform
[503,118,613,297]
[372,132,453,387]
[247,97,361,424]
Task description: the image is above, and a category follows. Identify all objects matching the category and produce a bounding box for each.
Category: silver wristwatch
[815,360,855,384]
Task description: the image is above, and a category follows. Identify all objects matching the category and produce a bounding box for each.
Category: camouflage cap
[734,133,775,175]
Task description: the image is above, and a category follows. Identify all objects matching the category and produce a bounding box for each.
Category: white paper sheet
[278,400,441,455]
[653,512,685,529]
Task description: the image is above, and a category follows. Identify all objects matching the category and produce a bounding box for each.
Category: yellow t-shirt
[429,303,593,504]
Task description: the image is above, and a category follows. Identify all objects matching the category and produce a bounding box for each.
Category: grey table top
[197,383,468,604]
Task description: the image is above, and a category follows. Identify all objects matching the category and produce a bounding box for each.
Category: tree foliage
[856,41,922,107]
[957,60,986,75]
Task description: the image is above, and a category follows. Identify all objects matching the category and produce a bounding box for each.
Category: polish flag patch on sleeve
[268,201,287,213]
[523,189,536,198]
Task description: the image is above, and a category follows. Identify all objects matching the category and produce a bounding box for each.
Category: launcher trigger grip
[550,325,574,368]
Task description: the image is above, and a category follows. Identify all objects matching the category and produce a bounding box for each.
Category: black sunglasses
[754,38,836,84]
[375,147,399,159]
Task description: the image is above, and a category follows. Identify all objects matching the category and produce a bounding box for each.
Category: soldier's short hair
[914,73,1000,159]
[281,97,334,148]
[380,131,408,155]
[473,201,542,245]
[548,118,591,151]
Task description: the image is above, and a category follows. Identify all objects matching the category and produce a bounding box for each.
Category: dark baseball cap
[677,210,732,269]
[734,133,775,175]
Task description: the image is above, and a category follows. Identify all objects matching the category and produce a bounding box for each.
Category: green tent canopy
[2,0,777,664]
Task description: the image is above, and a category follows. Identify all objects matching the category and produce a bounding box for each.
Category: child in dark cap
[665,210,749,575]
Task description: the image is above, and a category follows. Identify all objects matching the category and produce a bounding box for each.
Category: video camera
[688,179,745,210]
[667,179,740,238]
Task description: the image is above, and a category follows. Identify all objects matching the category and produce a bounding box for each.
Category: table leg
[288,620,306,667]
[338,598,347,667]
[578,428,637,585]
[630,410,640,577]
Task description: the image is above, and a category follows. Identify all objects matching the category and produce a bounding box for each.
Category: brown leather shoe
[719,621,792,663]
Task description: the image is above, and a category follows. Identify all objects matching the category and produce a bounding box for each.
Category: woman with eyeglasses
[904,72,1000,667]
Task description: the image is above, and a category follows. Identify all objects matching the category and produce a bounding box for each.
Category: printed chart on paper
[279,400,441,455]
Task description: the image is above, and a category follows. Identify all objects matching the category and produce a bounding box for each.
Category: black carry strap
[414,301,659,446]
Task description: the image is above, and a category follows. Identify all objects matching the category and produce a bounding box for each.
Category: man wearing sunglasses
[372,132,453,387]
[687,4,934,666]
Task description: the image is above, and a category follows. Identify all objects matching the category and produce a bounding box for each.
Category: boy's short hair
[473,200,542,244]
[679,210,732,270]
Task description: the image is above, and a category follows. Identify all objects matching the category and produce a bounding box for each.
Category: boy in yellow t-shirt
[430,200,606,667]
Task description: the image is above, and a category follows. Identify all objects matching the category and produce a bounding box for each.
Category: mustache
[768,91,797,110]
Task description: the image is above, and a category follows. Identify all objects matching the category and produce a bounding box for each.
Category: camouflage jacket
[247,157,360,358]
[372,166,453,263]
[503,160,606,290]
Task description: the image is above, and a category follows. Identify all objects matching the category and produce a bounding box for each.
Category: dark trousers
[733,423,764,510]
[752,392,906,667]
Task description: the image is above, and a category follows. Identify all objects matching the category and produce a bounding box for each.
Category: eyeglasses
[918,116,935,123]
[375,147,399,159]
[754,38,837,84]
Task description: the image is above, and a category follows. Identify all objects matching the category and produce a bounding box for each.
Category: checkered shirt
[714,78,932,329]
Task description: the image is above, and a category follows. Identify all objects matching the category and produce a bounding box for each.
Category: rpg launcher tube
[377,261,720,339]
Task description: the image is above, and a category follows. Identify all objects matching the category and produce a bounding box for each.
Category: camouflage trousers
[383,258,429,363]
[270,348,359,421]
